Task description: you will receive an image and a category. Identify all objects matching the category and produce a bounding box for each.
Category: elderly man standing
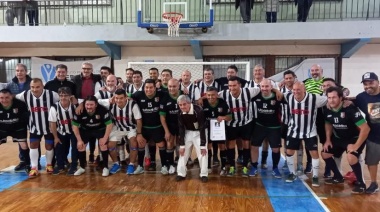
[176,95,208,182]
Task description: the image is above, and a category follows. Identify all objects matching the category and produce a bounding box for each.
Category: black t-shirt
[251,92,284,128]
[159,93,181,127]
[216,77,247,91]
[202,98,230,123]
[132,91,165,127]
[0,99,29,131]
[323,104,366,140]
[72,105,112,130]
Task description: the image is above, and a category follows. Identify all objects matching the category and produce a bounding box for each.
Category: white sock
[312,158,320,177]
[359,154,365,182]
[30,148,39,169]
[118,145,125,161]
[145,144,150,157]
[45,149,54,165]
[297,149,303,167]
[334,156,342,174]
[286,155,295,174]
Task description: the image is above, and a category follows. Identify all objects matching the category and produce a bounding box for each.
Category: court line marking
[301,174,331,212]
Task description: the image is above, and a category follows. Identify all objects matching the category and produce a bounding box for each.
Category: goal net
[127,61,251,81]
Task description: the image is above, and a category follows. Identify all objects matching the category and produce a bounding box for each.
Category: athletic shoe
[227,166,235,177]
[161,166,169,175]
[242,167,249,177]
[323,169,332,179]
[249,167,258,177]
[201,176,208,183]
[46,164,54,174]
[286,173,297,183]
[102,168,110,177]
[304,163,312,174]
[176,176,186,182]
[148,162,156,171]
[67,166,77,176]
[220,167,227,176]
[52,167,65,175]
[187,158,194,165]
[282,162,288,170]
[169,165,176,175]
[14,162,26,172]
[365,182,379,194]
[133,165,144,175]
[28,168,39,178]
[126,164,135,175]
[351,182,366,194]
[110,163,121,174]
[213,157,220,165]
[74,167,85,176]
[312,176,320,187]
[144,157,151,167]
[261,163,268,170]
[272,168,282,179]
[324,178,344,185]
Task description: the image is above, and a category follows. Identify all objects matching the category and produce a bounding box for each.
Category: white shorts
[109,126,136,142]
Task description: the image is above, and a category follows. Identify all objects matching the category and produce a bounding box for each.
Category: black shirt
[132,91,165,127]
[159,92,181,128]
[72,105,112,130]
[202,98,230,122]
[252,92,284,128]
[0,99,28,131]
[216,77,247,91]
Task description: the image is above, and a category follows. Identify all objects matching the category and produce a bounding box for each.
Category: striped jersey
[280,86,292,124]
[48,102,76,135]
[219,87,260,127]
[179,82,200,102]
[245,78,279,89]
[95,89,114,100]
[197,80,219,97]
[94,80,106,93]
[303,77,324,95]
[109,100,141,131]
[285,92,327,138]
[16,90,59,135]
[126,83,144,94]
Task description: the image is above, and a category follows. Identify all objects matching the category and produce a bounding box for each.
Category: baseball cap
[361,72,378,83]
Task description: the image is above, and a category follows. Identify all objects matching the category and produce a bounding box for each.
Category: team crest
[340,112,345,118]
[218,107,223,112]
[271,100,276,105]
[96,115,100,119]
[13,108,18,114]
[155,97,159,102]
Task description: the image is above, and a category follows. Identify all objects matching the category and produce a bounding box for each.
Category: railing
[0,0,379,26]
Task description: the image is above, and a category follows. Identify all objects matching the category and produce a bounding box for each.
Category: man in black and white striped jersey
[95,66,112,93]
[126,70,144,94]
[180,70,200,103]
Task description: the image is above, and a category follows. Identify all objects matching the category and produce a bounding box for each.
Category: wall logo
[41,64,56,82]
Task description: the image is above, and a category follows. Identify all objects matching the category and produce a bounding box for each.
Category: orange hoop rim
[162,12,183,21]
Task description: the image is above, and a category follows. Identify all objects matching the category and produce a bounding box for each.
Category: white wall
[342,44,380,97]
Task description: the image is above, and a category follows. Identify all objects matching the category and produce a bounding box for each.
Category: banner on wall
[31,57,111,84]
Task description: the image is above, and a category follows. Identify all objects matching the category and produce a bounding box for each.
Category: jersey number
[7,113,9,118]
[334,117,339,123]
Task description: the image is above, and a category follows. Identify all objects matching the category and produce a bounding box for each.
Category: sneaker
[28,168,39,178]
[304,163,312,174]
[102,168,110,177]
[323,173,332,179]
[201,176,208,183]
[213,157,220,165]
[67,166,77,176]
[324,178,344,185]
[52,167,65,175]
[161,166,169,175]
[187,158,194,165]
[144,157,151,167]
[242,167,249,177]
[227,166,235,177]
[74,167,85,176]
[365,182,379,194]
[169,165,176,175]
[148,162,156,171]
[272,168,282,179]
[46,164,54,174]
[286,173,297,183]
[352,182,366,194]
[176,175,186,182]
[312,176,320,187]
[110,163,121,174]
[261,163,268,169]
[249,167,258,177]
[220,167,227,176]
[126,164,135,175]
[14,162,26,172]
[133,165,144,175]
[282,162,288,170]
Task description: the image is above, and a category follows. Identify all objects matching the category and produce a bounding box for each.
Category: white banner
[31,57,111,84]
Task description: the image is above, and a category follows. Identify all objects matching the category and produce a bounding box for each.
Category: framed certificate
[210,119,226,141]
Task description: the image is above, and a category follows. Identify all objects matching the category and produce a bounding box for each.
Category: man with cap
[354,72,380,194]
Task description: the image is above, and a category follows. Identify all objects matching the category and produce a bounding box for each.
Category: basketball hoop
[162,12,183,37]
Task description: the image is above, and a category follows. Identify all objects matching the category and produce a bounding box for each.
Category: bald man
[283,82,327,187]
[180,70,201,103]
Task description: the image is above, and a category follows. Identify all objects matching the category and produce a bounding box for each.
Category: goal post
[127,61,251,82]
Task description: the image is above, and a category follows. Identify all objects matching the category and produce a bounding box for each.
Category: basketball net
[162,12,183,37]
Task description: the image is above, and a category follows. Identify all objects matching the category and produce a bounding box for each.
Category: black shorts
[142,126,165,143]
[0,129,28,143]
[251,124,282,148]
[226,122,253,141]
[286,136,318,151]
[30,132,54,143]
[323,137,365,158]
[79,129,106,144]
[281,123,288,140]
[168,124,179,136]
